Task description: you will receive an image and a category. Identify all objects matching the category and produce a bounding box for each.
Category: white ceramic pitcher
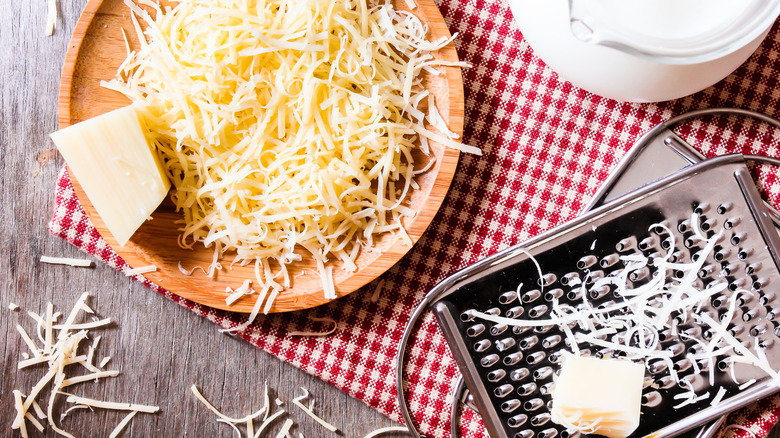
[507,0,780,102]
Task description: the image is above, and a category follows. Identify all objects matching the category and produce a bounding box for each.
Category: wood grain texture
[0,0,405,436]
[58,0,465,313]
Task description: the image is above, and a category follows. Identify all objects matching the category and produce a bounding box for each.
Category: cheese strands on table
[50,106,171,246]
[551,355,644,438]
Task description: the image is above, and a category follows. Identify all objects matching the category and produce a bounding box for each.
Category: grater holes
[560,272,579,286]
[616,236,637,252]
[487,369,506,382]
[507,306,525,318]
[731,233,746,246]
[577,255,597,270]
[501,399,521,413]
[729,278,748,292]
[480,354,499,368]
[542,335,562,349]
[499,290,519,305]
[538,428,559,438]
[490,324,508,336]
[538,274,557,287]
[507,414,528,428]
[473,339,492,353]
[759,338,774,348]
[746,262,761,275]
[678,219,691,233]
[494,384,514,398]
[510,368,530,381]
[519,336,539,350]
[642,390,662,407]
[753,277,768,290]
[539,381,554,395]
[515,431,534,438]
[647,360,667,374]
[526,351,546,365]
[460,310,476,322]
[548,350,564,364]
[655,375,676,389]
[638,236,659,251]
[530,413,551,427]
[759,292,776,306]
[717,202,732,214]
[466,324,485,337]
[750,324,767,336]
[523,289,542,303]
[673,358,692,373]
[497,338,517,352]
[544,288,564,301]
[534,325,555,334]
[504,352,523,367]
[693,202,710,215]
[724,217,740,229]
[528,304,549,318]
[513,325,533,335]
[588,285,610,300]
[738,248,752,260]
[518,382,537,396]
[700,218,716,232]
[721,263,739,276]
[533,366,553,380]
[565,289,581,301]
[714,247,731,261]
[524,398,544,411]
[599,254,619,268]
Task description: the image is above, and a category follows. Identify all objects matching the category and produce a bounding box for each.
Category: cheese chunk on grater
[431,155,780,438]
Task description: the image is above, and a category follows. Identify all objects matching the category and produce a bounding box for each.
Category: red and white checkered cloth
[50,1,780,437]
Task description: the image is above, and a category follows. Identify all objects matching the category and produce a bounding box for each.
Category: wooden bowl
[58,0,464,313]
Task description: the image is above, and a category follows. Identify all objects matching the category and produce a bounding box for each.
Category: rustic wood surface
[59,0,463,313]
[0,0,404,436]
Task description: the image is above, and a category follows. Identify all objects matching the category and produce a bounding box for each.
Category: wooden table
[0,1,400,436]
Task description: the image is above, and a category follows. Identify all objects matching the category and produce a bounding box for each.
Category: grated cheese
[275,418,295,438]
[45,0,57,36]
[107,0,476,301]
[40,256,93,268]
[292,388,339,433]
[125,264,157,276]
[109,411,138,438]
[11,294,158,437]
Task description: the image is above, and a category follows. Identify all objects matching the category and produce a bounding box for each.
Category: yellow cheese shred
[105,0,477,302]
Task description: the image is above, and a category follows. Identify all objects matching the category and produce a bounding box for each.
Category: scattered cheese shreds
[45,0,57,36]
[11,294,158,437]
[125,264,157,276]
[275,418,295,438]
[292,388,339,433]
[109,411,138,438]
[64,395,160,413]
[108,0,475,301]
[40,256,93,268]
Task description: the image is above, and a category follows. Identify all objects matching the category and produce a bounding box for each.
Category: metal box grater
[429,147,780,436]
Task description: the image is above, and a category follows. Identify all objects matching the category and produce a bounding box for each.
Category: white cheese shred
[125,265,157,276]
[40,256,93,268]
[292,388,339,433]
[363,426,410,438]
[109,411,138,438]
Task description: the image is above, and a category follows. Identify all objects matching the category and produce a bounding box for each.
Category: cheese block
[50,106,170,246]
[550,355,645,438]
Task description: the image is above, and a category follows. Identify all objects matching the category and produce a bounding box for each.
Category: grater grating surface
[432,156,780,438]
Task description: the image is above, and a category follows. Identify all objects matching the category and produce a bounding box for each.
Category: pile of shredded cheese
[103,0,476,306]
[474,215,780,434]
[11,293,159,438]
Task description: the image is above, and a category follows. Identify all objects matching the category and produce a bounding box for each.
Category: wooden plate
[58,0,464,313]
